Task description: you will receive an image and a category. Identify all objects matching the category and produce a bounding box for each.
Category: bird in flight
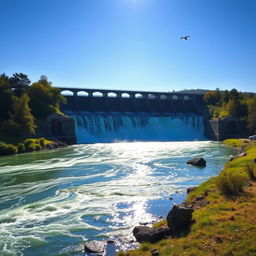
[180,36,191,40]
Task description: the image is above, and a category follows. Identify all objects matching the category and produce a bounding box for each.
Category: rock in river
[186,158,206,167]
[84,240,105,255]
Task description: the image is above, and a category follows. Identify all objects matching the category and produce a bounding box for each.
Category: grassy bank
[119,139,256,256]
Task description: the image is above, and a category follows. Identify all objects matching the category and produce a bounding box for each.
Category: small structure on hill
[36,113,76,144]
[208,117,247,141]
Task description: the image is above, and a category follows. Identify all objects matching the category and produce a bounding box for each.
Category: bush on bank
[0,138,53,156]
[26,142,42,152]
[0,142,18,155]
[17,143,26,153]
[216,171,246,196]
[245,163,256,181]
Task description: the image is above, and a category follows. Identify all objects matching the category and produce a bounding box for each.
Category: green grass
[118,139,256,256]
[224,139,244,147]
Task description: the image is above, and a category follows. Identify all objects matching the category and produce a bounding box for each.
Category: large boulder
[133,226,170,243]
[84,240,105,255]
[167,204,194,233]
[186,158,206,167]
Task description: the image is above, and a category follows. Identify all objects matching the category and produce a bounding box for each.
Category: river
[0,141,232,256]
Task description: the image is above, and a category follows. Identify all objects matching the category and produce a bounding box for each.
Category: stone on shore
[167,204,194,233]
[186,158,206,167]
[151,249,160,256]
[187,186,197,194]
[84,240,105,255]
[133,226,170,243]
[229,152,247,161]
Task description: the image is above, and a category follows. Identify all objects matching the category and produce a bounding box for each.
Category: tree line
[0,73,66,137]
[203,89,256,133]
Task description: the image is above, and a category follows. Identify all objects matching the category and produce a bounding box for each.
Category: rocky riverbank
[116,139,256,256]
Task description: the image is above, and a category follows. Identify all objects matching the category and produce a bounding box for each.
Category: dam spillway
[58,88,207,143]
[66,112,206,143]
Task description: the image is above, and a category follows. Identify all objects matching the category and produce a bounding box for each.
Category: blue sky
[0,0,255,92]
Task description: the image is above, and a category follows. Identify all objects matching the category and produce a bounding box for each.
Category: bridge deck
[57,87,204,114]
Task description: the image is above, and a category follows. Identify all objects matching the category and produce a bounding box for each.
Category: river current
[0,141,232,256]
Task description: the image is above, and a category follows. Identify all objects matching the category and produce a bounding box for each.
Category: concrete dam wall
[59,87,205,114]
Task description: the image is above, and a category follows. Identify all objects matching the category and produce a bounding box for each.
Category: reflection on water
[0,142,232,256]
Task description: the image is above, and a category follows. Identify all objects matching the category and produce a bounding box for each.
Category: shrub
[26,143,41,152]
[245,163,256,181]
[39,138,46,148]
[0,142,18,156]
[24,139,35,147]
[216,172,246,197]
[34,143,41,151]
[17,143,26,153]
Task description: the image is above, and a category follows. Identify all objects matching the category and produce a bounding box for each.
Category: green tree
[247,97,256,132]
[226,99,247,118]
[13,94,36,135]
[0,74,13,121]
[222,90,230,103]
[229,88,239,100]
[10,73,31,97]
[227,99,238,117]
[1,94,36,136]
[203,90,222,105]
[28,78,66,119]
[0,73,10,91]
[39,75,52,86]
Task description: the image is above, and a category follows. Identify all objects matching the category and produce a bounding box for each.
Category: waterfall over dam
[58,88,208,143]
[66,112,206,143]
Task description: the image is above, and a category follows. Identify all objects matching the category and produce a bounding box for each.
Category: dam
[55,88,209,143]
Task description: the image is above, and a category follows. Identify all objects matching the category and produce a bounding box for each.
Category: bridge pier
[74,91,78,111]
